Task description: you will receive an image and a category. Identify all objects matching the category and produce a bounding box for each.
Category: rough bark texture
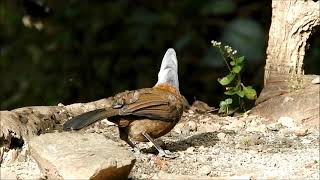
[0,97,113,153]
[252,0,320,125]
[264,0,319,79]
[258,0,320,103]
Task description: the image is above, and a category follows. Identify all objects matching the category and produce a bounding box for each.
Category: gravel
[128,111,319,179]
[1,110,319,179]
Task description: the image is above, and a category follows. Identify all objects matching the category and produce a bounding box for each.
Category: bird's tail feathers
[63,108,113,131]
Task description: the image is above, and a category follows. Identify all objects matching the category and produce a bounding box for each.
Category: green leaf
[236,56,245,64]
[218,73,235,86]
[225,98,232,104]
[236,90,245,98]
[243,86,257,100]
[224,90,236,95]
[219,100,227,107]
[232,65,242,73]
[230,61,236,66]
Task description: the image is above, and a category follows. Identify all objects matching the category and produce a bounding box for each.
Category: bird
[63,48,187,158]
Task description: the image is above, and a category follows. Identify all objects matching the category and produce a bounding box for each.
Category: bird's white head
[155,48,179,90]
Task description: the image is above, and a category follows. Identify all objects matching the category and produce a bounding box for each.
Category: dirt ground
[1,108,319,179]
[91,109,319,179]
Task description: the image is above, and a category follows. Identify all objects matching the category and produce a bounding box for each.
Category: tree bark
[252,0,320,126]
[265,0,319,78]
[257,0,320,103]
[0,97,113,151]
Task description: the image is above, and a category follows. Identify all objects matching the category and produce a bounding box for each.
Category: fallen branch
[0,97,113,149]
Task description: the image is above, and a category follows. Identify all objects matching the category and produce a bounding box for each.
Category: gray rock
[29,132,135,180]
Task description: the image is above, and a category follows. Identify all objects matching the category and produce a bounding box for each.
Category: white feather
[155,48,179,90]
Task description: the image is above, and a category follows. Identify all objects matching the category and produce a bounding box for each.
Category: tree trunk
[251,0,320,126]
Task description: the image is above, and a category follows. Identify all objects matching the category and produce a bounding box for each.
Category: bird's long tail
[63,108,116,131]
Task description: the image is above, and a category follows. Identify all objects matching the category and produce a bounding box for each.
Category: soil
[91,110,320,179]
[1,108,319,179]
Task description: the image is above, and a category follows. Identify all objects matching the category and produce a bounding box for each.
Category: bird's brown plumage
[63,48,185,157]
[63,83,185,142]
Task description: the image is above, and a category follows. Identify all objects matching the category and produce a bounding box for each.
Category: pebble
[198,123,221,133]
[188,121,197,131]
[246,124,267,133]
[211,148,220,155]
[198,145,207,151]
[186,147,195,153]
[173,123,184,134]
[278,117,296,128]
[267,122,282,131]
[311,76,320,84]
[217,132,227,140]
[232,120,246,128]
[222,119,245,132]
[197,165,212,176]
[293,127,309,136]
[279,128,292,136]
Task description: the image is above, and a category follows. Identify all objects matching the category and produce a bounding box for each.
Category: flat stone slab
[29,132,135,180]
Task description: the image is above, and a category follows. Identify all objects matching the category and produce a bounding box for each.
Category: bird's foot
[131,147,141,156]
[158,149,178,159]
[141,132,178,158]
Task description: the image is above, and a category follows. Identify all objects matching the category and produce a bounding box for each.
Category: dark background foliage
[0,0,318,110]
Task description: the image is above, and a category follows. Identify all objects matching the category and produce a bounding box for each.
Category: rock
[190,100,217,113]
[211,148,220,155]
[267,122,282,131]
[311,76,320,84]
[217,132,226,141]
[29,132,135,180]
[293,127,309,136]
[186,147,195,153]
[198,165,212,176]
[246,124,267,134]
[221,120,245,132]
[188,121,197,131]
[232,120,246,129]
[279,128,292,136]
[198,145,207,151]
[1,145,45,180]
[173,123,185,134]
[278,117,296,128]
[251,82,319,128]
[198,123,221,133]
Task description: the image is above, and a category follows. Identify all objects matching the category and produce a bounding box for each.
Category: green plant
[212,40,257,115]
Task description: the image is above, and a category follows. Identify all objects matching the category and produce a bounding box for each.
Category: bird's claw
[131,147,141,156]
[158,150,178,159]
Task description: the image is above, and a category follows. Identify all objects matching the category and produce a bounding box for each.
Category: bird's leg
[142,132,178,158]
[119,128,140,154]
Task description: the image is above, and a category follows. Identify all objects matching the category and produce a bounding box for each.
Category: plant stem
[219,49,232,72]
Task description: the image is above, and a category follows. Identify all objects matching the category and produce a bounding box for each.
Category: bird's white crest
[155,48,179,90]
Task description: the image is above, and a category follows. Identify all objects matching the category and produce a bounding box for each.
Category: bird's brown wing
[113,88,180,121]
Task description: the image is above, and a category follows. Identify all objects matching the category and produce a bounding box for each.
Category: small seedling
[212,40,257,115]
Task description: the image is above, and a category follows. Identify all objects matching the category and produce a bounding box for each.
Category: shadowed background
[0,0,319,110]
